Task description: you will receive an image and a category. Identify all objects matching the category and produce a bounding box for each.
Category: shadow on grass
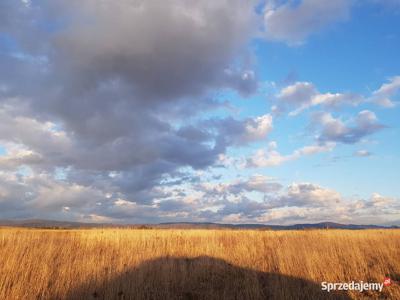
[65,256,351,300]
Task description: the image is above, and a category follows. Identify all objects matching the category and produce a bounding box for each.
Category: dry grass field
[0,228,399,300]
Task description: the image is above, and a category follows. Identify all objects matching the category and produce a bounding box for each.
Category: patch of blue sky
[54,167,68,180]
[0,33,19,54]
[0,145,6,156]
[16,166,32,177]
[253,5,400,93]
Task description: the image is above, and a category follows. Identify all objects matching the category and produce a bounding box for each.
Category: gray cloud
[0,0,269,220]
[48,0,258,102]
[206,114,273,147]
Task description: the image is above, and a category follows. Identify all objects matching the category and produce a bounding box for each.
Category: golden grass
[0,228,399,299]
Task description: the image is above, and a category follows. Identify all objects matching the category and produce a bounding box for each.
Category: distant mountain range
[0,219,398,230]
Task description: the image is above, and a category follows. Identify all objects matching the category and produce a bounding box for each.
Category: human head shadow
[65,256,351,300]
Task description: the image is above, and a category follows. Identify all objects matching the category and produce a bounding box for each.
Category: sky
[0,0,399,225]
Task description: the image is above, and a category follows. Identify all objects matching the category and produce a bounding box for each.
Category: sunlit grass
[0,228,399,299]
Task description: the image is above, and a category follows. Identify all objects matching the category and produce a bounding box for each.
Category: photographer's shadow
[66,256,350,300]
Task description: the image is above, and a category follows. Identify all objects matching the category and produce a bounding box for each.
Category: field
[0,228,399,300]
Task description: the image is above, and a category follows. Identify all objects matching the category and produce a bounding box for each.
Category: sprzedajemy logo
[383,277,391,287]
[321,278,393,293]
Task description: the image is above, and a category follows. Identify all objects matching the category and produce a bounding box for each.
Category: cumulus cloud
[0,0,398,224]
[260,187,398,225]
[271,77,399,116]
[1,161,398,224]
[275,81,362,116]
[312,110,385,144]
[45,0,259,101]
[263,0,351,45]
[208,114,273,147]
[369,76,400,108]
[261,0,398,46]
[195,174,282,201]
[0,171,108,219]
[246,141,335,168]
[276,182,342,207]
[192,179,399,225]
[0,0,268,220]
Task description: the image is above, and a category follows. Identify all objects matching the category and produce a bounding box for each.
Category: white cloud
[275,81,362,116]
[257,188,399,225]
[313,110,384,144]
[198,179,400,225]
[281,182,341,207]
[246,141,335,168]
[354,150,371,157]
[369,76,400,108]
[272,77,399,116]
[1,163,399,225]
[244,114,273,142]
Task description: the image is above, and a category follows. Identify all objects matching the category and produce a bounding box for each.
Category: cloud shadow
[65,256,351,300]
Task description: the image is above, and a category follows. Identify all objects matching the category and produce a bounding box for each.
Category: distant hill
[157,221,399,230]
[0,219,398,230]
[0,219,107,229]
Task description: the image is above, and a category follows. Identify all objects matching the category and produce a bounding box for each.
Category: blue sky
[223,0,400,198]
[0,0,399,224]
